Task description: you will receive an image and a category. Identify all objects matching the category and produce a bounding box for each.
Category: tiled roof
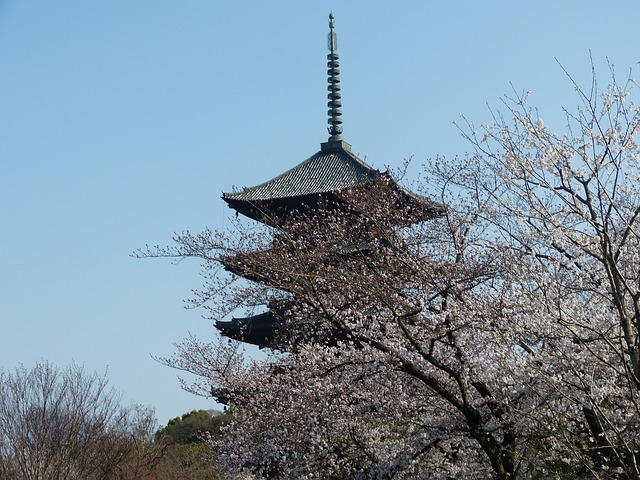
[223,146,379,202]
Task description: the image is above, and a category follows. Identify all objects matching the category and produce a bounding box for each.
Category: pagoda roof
[224,142,376,203]
[222,140,445,223]
[222,141,378,219]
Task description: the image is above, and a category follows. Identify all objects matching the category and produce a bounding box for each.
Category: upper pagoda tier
[222,140,444,225]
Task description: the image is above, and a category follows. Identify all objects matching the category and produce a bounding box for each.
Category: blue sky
[1,1,639,425]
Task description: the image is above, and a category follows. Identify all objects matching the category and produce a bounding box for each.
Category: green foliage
[156,409,229,445]
[148,410,230,479]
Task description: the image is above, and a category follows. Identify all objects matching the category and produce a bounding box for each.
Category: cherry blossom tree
[148,64,640,479]
[456,63,640,478]
[152,180,549,479]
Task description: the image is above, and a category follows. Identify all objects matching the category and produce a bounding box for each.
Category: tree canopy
[155,409,226,444]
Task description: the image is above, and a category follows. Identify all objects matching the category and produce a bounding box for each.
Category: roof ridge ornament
[327,13,343,142]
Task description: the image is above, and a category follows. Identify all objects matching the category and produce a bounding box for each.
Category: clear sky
[2,1,639,426]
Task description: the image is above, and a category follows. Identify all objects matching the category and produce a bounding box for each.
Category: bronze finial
[327,13,343,141]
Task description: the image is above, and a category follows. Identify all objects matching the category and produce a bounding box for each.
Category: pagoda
[215,14,444,348]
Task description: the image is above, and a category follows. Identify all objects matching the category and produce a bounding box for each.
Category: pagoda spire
[327,13,343,142]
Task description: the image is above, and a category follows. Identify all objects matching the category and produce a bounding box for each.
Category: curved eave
[222,191,344,225]
[215,311,281,348]
[219,251,296,289]
[385,176,447,223]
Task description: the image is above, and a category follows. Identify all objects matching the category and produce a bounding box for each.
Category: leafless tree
[0,361,158,480]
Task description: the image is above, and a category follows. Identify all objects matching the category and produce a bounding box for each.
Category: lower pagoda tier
[215,311,280,348]
[215,304,357,350]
